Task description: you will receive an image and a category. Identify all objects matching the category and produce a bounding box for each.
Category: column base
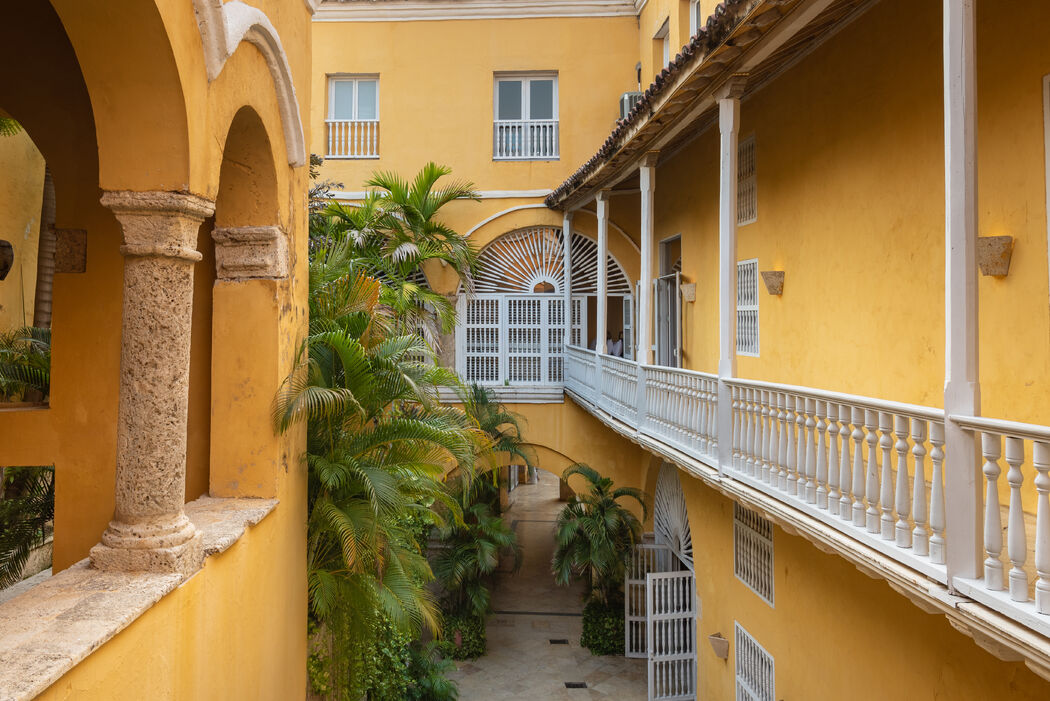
[91,522,204,579]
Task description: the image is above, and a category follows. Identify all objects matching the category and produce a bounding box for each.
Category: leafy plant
[405,641,460,700]
[0,326,50,401]
[580,599,625,656]
[0,466,54,587]
[552,463,647,606]
[436,613,486,660]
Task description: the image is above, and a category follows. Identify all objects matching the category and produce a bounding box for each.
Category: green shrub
[405,642,460,701]
[580,599,624,656]
[438,614,486,660]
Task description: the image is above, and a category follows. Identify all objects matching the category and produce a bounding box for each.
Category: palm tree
[0,466,54,588]
[431,488,520,619]
[274,236,484,698]
[322,162,480,347]
[0,326,50,401]
[552,463,648,605]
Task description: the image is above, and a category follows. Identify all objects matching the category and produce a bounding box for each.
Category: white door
[646,570,697,701]
[655,272,681,368]
[625,543,671,658]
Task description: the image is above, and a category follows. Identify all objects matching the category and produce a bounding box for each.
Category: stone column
[638,152,659,366]
[595,191,609,355]
[90,191,214,575]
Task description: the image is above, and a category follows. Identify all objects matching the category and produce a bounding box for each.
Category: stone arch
[192,0,306,167]
[49,0,192,190]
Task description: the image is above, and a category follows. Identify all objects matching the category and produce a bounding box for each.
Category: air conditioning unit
[619,91,643,120]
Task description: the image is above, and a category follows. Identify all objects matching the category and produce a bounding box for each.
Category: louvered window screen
[738,135,756,225]
[734,503,774,606]
[735,623,775,701]
[736,258,759,356]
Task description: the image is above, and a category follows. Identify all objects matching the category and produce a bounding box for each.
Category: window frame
[327,75,380,122]
[654,18,671,69]
[493,73,559,123]
[738,134,757,225]
[736,257,759,357]
[689,0,702,37]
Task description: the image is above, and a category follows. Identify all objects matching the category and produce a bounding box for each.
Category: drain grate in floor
[549,639,569,645]
[564,682,587,689]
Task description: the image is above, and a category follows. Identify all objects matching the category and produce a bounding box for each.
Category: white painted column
[638,153,658,366]
[562,209,574,348]
[596,191,609,355]
[716,77,746,472]
[943,0,982,585]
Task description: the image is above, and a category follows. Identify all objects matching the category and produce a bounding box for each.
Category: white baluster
[327,122,333,156]
[826,403,840,515]
[982,432,1005,591]
[777,393,789,492]
[851,407,867,527]
[894,415,912,548]
[815,400,827,507]
[1034,441,1050,614]
[1005,436,1028,602]
[879,412,894,539]
[697,379,708,454]
[731,387,741,469]
[795,397,807,498]
[929,422,946,564]
[911,419,929,555]
[805,398,817,504]
[839,404,853,520]
[760,392,772,483]
[744,389,755,475]
[865,410,881,534]
[751,389,762,479]
[769,391,780,485]
[786,396,798,496]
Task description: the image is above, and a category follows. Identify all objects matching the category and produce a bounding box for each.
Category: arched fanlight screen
[458,226,635,385]
[473,226,632,295]
[654,463,693,569]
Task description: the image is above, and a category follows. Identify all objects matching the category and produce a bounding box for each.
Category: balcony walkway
[448,471,646,700]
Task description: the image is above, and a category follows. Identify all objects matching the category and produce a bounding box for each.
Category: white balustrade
[723,379,950,586]
[950,415,1050,625]
[325,119,380,158]
[493,119,560,160]
[561,348,1050,635]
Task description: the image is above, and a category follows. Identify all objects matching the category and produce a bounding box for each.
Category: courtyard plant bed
[580,599,625,656]
[437,613,487,660]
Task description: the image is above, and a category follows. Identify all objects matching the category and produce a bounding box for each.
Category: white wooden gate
[625,543,671,658]
[646,570,697,701]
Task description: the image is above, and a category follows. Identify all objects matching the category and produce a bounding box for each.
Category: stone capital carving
[101,190,215,262]
[212,225,289,280]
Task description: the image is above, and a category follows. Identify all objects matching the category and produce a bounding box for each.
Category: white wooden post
[563,209,574,348]
[716,77,746,473]
[596,191,609,357]
[943,0,982,585]
[639,152,658,366]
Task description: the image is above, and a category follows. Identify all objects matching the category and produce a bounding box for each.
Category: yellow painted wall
[638,0,710,86]
[311,16,638,193]
[647,0,1050,427]
[680,472,1050,699]
[36,502,306,701]
[1,1,310,699]
[0,129,44,331]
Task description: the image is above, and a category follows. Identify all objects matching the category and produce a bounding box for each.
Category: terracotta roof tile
[546,0,756,208]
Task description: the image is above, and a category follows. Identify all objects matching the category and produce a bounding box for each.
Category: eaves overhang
[547,0,878,211]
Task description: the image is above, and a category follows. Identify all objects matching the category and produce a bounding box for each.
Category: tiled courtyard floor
[448,471,646,700]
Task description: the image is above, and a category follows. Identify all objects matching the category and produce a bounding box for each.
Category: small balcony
[493,119,559,160]
[325,118,380,159]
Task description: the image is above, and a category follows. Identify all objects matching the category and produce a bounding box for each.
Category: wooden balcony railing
[326,119,379,159]
[563,344,1050,639]
[493,119,559,160]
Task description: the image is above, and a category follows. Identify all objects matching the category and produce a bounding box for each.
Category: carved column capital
[101,190,214,262]
[212,225,289,280]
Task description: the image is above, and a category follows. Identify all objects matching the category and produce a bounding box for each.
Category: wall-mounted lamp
[680,282,696,303]
[760,270,785,296]
[708,632,730,660]
[977,235,1013,277]
[0,240,13,280]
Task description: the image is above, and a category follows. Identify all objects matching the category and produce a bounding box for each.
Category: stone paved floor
[448,471,647,700]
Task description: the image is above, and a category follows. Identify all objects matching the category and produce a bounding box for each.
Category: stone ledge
[0,496,278,701]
